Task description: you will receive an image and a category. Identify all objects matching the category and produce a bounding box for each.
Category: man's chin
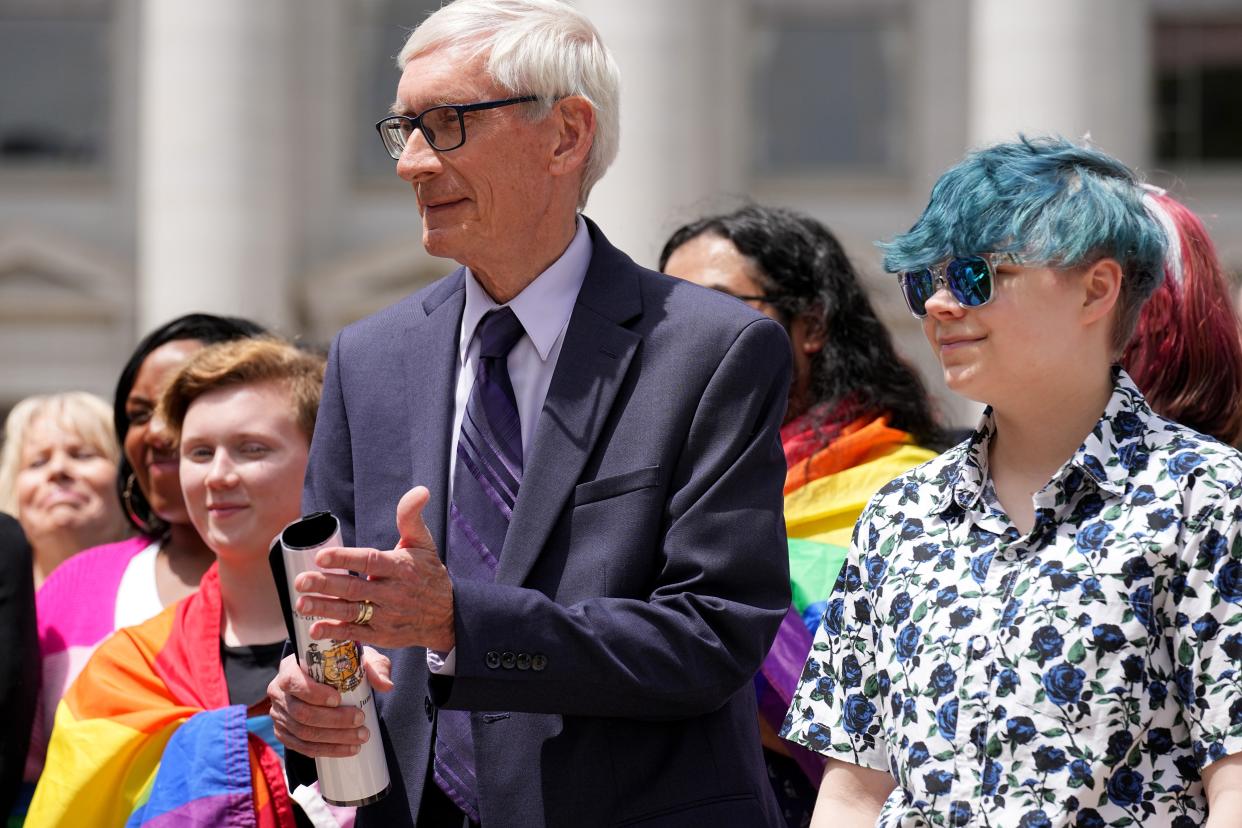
[420,227,461,261]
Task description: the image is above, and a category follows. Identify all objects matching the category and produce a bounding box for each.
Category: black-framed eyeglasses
[897,252,1021,319]
[374,95,539,158]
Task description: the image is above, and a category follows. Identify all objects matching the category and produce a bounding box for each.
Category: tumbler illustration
[279,512,391,806]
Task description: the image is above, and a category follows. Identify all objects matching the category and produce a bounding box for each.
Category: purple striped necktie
[435,306,525,822]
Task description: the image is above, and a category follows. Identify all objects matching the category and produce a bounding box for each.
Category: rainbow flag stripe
[26,566,295,828]
[758,417,936,785]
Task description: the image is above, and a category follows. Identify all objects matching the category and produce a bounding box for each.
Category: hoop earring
[122,472,154,535]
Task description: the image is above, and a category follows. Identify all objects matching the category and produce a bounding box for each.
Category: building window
[750,1,908,175]
[0,0,111,168]
[1155,18,1242,164]
[353,0,441,180]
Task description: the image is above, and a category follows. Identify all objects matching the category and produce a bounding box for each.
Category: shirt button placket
[954,549,1006,792]
[960,633,992,757]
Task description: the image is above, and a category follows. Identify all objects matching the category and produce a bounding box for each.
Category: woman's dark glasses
[898,253,1019,318]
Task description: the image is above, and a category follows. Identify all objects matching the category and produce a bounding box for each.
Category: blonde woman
[0,392,127,588]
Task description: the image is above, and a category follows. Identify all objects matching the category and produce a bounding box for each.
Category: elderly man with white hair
[268,2,792,825]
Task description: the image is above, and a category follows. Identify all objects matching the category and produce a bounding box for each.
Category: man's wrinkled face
[391,48,555,271]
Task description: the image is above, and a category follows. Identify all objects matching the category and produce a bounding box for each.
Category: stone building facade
[2,0,1240,426]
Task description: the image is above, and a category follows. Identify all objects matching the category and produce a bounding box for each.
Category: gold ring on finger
[354,600,374,626]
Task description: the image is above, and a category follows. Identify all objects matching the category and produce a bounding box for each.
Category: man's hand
[268,648,393,757]
[294,486,456,652]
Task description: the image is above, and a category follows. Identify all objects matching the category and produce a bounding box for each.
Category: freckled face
[178,381,309,563]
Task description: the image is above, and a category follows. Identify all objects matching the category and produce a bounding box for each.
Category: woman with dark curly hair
[662,205,944,827]
[662,205,943,445]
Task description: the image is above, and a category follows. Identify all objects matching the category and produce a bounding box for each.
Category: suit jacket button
[531,653,547,672]
[485,651,501,669]
[501,651,516,670]
[424,695,434,721]
[515,652,531,671]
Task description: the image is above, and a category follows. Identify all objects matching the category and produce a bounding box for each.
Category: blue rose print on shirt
[782,370,1242,827]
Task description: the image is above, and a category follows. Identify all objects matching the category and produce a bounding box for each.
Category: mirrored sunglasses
[898,253,1019,318]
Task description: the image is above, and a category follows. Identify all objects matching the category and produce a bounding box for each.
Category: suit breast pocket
[573,465,661,506]
[556,465,664,601]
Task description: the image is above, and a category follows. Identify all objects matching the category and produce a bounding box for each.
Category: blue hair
[880,137,1167,312]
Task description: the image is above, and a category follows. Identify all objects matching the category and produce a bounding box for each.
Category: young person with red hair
[1122,188,1242,445]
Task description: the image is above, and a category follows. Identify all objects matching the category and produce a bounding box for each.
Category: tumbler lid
[281,511,339,550]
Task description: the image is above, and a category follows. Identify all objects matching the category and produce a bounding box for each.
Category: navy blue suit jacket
[303,220,792,826]
[0,514,37,816]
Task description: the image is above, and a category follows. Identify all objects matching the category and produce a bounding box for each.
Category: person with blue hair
[781,136,1242,827]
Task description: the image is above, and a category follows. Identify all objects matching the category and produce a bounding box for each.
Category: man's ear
[1081,258,1123,326]
[548,95,595,178]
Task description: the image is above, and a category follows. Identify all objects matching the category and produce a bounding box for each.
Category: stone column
[137,0,293,333]
[574,0,748,268]
[968,0,1151,167]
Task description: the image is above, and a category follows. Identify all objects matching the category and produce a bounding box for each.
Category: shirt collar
[931,367,1158,515]
[458,215,592,365]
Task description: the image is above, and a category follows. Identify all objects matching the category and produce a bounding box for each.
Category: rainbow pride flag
[25,566,297,827]
[758,416,936,785]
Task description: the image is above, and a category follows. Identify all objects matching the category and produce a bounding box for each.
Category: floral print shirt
[781,370,1242,827]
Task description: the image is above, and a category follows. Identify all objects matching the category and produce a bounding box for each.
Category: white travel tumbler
[279,512,391,806]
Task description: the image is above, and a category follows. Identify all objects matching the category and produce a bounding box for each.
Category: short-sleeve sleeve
[780,506,890,773]
[1168,472,1242,770]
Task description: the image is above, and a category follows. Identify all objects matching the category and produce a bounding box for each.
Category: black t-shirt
[220,640,286,707]
[221,639,314,828]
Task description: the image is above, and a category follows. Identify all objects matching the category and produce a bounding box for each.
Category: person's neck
[470,212,578,304]
[987,367,1114,531]
[217,551,288,647]
[154,522,216,606]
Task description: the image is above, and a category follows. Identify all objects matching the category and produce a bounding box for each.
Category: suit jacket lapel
[402,269,466,557]
[498,223,643,586]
